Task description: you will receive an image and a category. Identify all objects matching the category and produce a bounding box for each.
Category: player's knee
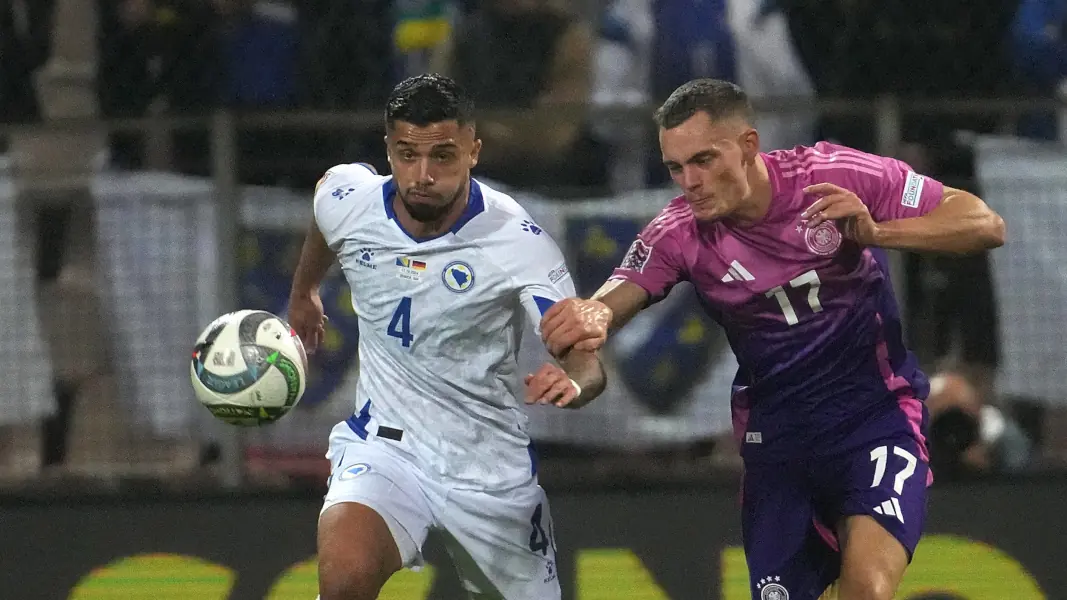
[839,568,896,600]
[318,557,389,600]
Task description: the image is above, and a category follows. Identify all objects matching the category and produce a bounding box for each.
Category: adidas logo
[873,498,905,524]
[721,260,754,283]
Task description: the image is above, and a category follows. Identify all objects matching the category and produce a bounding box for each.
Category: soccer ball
[190,310,308,426]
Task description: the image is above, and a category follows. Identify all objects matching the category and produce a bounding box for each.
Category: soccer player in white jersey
[286,74,607,600]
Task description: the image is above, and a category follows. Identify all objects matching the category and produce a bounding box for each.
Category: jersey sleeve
[609,219,688,302]
[313,162,381,248]
[508,223,578,337]
[847,153,945,222]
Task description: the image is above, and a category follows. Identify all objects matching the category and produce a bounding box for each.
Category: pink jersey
[612,142,944,463]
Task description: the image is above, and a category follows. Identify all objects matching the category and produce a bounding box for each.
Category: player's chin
[689,202,721,222]
[404,199,448,222]
[687,207,721,223]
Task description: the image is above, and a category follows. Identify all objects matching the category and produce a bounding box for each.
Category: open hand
[288,291,327,354]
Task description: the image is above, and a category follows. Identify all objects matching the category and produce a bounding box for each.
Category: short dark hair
[653,79,754,130]
[385,74,475,129]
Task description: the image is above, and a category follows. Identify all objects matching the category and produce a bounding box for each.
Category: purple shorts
[741,430,931,600]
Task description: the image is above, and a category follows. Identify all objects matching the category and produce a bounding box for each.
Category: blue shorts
[741,430,930,600]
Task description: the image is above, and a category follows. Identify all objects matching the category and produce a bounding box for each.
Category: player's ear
[740,127,760,165]
[470,137,482,168]
[383,135,394,167]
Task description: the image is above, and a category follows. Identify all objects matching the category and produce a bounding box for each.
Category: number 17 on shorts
[846,436,930,556]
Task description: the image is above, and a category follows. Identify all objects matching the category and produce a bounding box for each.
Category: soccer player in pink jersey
[540,79,1005,600]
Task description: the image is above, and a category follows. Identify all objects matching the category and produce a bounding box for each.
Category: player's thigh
[319,441,434,587]
[835,515,909,600]
[318,502,402,598]
[437,481,560,600]
[832,434,930,598]
[742,462,839,600]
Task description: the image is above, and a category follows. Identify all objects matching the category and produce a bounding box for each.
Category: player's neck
[731,154,773,227]
[394,178,471,238]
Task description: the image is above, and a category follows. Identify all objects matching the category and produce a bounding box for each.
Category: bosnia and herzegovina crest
[564,216,727,414]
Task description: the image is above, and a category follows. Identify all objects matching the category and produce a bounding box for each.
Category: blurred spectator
[0,0,57,124]
[650,0,735,101]
[927,370,1035,479]
[296,0,394,180]
[394,0,457,79]
[726,0,815,152]
[1010,0,1067,140]
[590,0,655,191]
[97,0,219,169]
[214,0,301,185]
[591,0,752,190]
[298,0,393,110]
[214,0,298,109]
[449,0,602,190]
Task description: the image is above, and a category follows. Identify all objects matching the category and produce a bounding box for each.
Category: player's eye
[399,151,417,161]
[433,152,455,162]
[666,164,682,174]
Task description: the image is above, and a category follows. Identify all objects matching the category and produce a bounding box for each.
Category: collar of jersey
[382,177,485,243]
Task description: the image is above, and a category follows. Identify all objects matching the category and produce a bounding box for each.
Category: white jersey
[314,163,575,490]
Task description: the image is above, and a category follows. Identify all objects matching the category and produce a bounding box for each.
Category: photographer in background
[927,370,1035,479]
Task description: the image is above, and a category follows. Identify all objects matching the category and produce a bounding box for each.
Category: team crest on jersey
[442,261,475,293]
[620,239,652,273]
[338,463,371,481]
[804,221,842,256]
[757,577,789,600]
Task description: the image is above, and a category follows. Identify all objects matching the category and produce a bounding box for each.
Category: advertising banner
[1,478,1060,599]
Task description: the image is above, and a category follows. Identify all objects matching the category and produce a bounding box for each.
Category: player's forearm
[592,280,650,331]
[559,349,606,408]
[290,221,335,297]
[873,188,1006,254]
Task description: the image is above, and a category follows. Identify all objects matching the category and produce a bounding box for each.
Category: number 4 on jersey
[388,297,414,347]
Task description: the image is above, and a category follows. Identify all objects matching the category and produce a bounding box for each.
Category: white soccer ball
[190,309,308,426]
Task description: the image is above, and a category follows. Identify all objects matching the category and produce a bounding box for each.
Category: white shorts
[321,437,561,600]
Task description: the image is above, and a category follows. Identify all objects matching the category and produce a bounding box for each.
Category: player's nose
[415,158,434,184]
[682,166,702,192]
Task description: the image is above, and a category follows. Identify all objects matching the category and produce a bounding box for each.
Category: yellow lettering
[266,557,435,599]
[721,535,1045,599]
[69,553,234,599]
[897,535,1045,599]
[578,549,669,599]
